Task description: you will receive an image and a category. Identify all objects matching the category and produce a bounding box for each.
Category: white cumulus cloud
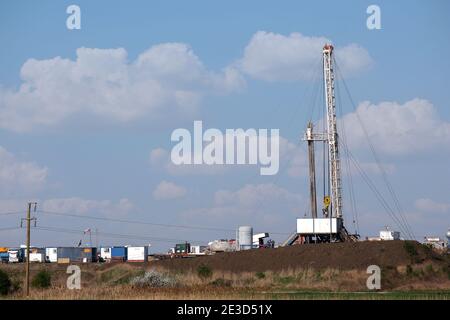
[41,197,135,216]
[0,146,48,195]
[153,180,187,200]
[239,31,372,82]
[342,98,450,155]
[414,198,450,214]
[0,44,245,132]
[182,183,304,230]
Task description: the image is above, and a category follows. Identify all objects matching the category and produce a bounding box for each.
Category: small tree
[0,269,11,295]
[31,270,51,289]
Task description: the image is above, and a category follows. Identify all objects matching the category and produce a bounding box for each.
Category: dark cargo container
[175,243,190,254]
[57,247,97,263]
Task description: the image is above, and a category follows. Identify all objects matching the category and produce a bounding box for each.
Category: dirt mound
[152,241,446,272]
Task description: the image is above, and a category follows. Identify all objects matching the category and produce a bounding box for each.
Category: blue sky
[1,1,449,251]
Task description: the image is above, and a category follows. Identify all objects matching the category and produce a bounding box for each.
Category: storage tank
[238,226,253,250]
[447,229,450,249]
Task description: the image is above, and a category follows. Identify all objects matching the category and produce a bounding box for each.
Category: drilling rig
[294,44,358,244]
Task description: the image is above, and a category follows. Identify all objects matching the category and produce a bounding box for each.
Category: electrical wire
[334,62,415,240]
[0,211,24,216]
[0,226,21,232]
[34,225,204,244]
[333,57,360,235]
[36,210,290,235]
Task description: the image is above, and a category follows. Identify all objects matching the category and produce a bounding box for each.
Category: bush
[404,241,418,258]
[130,270,177,288]
[31,270,51,289]
[197,264,212,279]
[0,269,11,295]
[255,272,266,279]
[443,266,450,280]
[276,276,295,285]
[210,278,232,287]
[406,265,413,276]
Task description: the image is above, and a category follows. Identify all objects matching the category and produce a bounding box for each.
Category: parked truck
[175,243,190,255]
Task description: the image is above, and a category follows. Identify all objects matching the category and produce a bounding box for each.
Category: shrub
[443,266,450,280]
[276,276,295,285]
[130,270,176,288]
[404,241,418,258]
[406,265,413,276]
[197,264,212,279]
[0,269,11,295]
[425,264,434,274]
[255,272,266,279]
[210,278,232,287]
[31,270,52,289]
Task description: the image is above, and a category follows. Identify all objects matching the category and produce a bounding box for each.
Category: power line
[34,225,205,244]
[36,210,290,235]
[0,226,21,232]
[334,62,415,240]
[0,211,24,216]
[344,146,412,239]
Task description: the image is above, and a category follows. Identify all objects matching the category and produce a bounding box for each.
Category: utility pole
[22,202,37,297]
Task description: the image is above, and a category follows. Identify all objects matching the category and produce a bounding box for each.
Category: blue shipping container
[111,247,127,261]
[0,252,9,262]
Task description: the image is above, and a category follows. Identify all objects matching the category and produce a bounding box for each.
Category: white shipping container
[380,230,400,240]
[8,250,20,263]
[45,248,58,262]
[190,245,207,255]
[297,218,342,234]
[100,247,112,261]
[29,252,45,263]
[127,246,148,262]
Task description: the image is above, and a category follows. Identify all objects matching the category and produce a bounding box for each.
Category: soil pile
[152,240,446,272]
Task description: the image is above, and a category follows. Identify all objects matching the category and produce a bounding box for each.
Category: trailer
[57,247,97,263]
[127,246,148,262]
[29,252,45,263]
[100,247,112,262]
[45,248,58,263]
[111,246,127,262]
[189,245,207,255]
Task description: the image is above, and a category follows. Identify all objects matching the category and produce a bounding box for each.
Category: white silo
[238,226,253,250]
[446,229,450,249]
